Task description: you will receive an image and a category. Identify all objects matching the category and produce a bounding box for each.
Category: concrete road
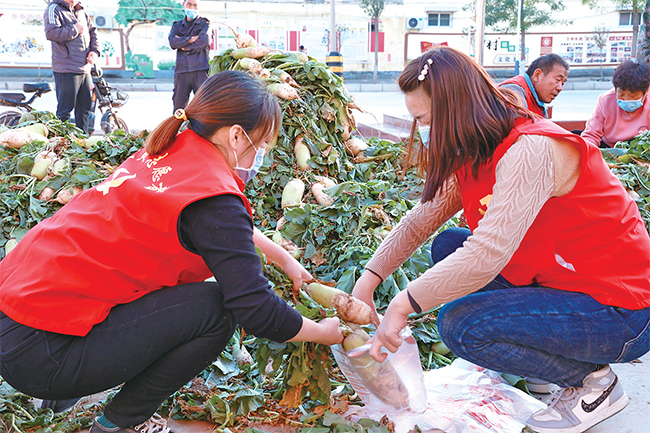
[8,88,603,134]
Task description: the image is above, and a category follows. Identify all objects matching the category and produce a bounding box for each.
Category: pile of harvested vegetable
[0,47,448,433]
[1,39,649,432]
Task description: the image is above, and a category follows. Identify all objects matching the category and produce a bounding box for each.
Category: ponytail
[145,116,185,155]
[144,71,281,156]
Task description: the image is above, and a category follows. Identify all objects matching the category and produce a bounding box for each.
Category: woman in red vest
[352,47,650,433]
[0,70,343,433]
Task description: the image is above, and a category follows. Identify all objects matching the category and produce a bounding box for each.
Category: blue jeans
[434,227,650,387]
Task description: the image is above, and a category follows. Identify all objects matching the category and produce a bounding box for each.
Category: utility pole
[330,0,336,52]
[515,0,523,75]
[475,0,486,65]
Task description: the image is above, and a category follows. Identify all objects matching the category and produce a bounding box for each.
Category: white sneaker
[526,365,629,433]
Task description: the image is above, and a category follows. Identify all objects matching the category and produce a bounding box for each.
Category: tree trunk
[633,0,640,58]
[638,0,650,62]
[519,0,525,73]
[124,20,157,54]
[373,15,379,84]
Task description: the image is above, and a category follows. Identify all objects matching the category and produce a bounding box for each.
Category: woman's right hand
[351,270,382,327]
[288,317,343,346]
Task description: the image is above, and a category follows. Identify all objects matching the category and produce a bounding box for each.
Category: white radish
[281,179,305,209]
[294,135,310,169]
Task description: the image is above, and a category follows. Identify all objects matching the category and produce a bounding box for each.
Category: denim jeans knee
[431,227,472,264]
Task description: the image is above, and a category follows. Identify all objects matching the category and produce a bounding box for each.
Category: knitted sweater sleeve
[364,176,463,280]
[401,135,555,312]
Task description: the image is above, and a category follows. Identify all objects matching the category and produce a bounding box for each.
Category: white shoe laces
[133,414,171,433]
[540,387,580,414]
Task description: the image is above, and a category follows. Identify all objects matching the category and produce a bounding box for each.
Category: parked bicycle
[0,66,129,135]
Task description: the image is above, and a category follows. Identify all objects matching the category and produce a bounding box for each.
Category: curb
[1,80,611,93]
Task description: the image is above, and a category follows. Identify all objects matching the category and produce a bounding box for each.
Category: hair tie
[174,108,188,121]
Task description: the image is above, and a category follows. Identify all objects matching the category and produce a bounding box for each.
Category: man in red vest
[499,54,569,118]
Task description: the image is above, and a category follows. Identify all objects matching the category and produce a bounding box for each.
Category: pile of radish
[207,34,445,411]
[0,112,146,258]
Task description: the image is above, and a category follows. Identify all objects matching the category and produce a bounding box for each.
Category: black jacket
[168,16,211,74]
[44,0,100,74]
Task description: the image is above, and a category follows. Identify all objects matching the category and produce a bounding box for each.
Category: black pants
[53,72,93,134]
[172,70,208,112]
[0,282,236,427]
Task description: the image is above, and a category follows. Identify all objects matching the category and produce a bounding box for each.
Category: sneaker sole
[527,392,629,433]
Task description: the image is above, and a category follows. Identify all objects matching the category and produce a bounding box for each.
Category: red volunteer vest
[456,117,650,309]
[0,130,252,336]
[499,75,545,118]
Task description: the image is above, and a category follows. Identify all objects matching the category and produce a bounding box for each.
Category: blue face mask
[233,132,265,183]
[418,125,430,149]
[184,8,199,20]
[617,97,644,113]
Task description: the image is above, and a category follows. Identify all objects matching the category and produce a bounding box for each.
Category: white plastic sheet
[341,358,546,433]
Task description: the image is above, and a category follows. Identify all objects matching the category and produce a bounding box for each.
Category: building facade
[0,0,643,73]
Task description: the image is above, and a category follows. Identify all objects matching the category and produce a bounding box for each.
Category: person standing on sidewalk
[499,54,569,118]
[169,0,210,112]
[44,0,99,135]
[352,47,649,433]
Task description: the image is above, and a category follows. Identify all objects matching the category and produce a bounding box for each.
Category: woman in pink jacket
[582,60,650,148]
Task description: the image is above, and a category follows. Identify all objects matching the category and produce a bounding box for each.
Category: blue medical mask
[184,8,199,20]
[418,125,430,149]
[233,131,265,183]
[617,97,644,113]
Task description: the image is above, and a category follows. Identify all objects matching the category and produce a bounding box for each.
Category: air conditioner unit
[406,17,425,30]
[93,12,114,29]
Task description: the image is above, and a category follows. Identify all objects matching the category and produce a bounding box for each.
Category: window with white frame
[428,12,451,27]
[619,11,642,26]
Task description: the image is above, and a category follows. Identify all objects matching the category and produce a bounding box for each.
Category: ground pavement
[2,76,649,432]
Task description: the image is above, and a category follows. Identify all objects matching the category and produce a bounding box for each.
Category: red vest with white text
[0,130,252,336]
[499,75,545,118]
[456,117,650,309]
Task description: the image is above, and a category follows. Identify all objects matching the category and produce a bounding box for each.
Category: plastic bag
[332,327,428,413]
[343,358,546,433]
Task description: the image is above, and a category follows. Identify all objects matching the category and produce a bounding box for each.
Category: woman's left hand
[282,257,313,293]
[369,289,414,362]
[252,227,313,293]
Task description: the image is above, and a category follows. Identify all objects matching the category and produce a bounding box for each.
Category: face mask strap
[233,128,262,171]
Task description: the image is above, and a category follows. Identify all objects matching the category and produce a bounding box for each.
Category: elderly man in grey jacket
[44,0,100,134]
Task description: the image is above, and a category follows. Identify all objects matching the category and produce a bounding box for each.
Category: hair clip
[174,108,188,121]
[418,65,429,81]
[418,59,433,81]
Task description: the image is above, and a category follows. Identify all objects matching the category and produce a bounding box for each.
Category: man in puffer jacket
[44,0,100,134]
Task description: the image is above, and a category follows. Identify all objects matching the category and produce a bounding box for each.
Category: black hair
[526,53,569,76]
[612,60,650,93]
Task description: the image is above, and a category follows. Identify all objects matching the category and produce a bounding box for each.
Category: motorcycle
[0,65,129,135]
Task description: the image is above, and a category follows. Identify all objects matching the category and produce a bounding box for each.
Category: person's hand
[315,317,344,345]
[74,21,86,35]
[86,51,98,64]
[189,35,199,43]
[282,257,313,294]
[288,317,343,346]
[351,270,382,326]
[368,289,414,362]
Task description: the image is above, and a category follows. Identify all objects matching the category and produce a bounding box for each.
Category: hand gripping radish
[308,282,374,325]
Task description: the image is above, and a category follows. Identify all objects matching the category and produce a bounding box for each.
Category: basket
[109,88,129,107]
